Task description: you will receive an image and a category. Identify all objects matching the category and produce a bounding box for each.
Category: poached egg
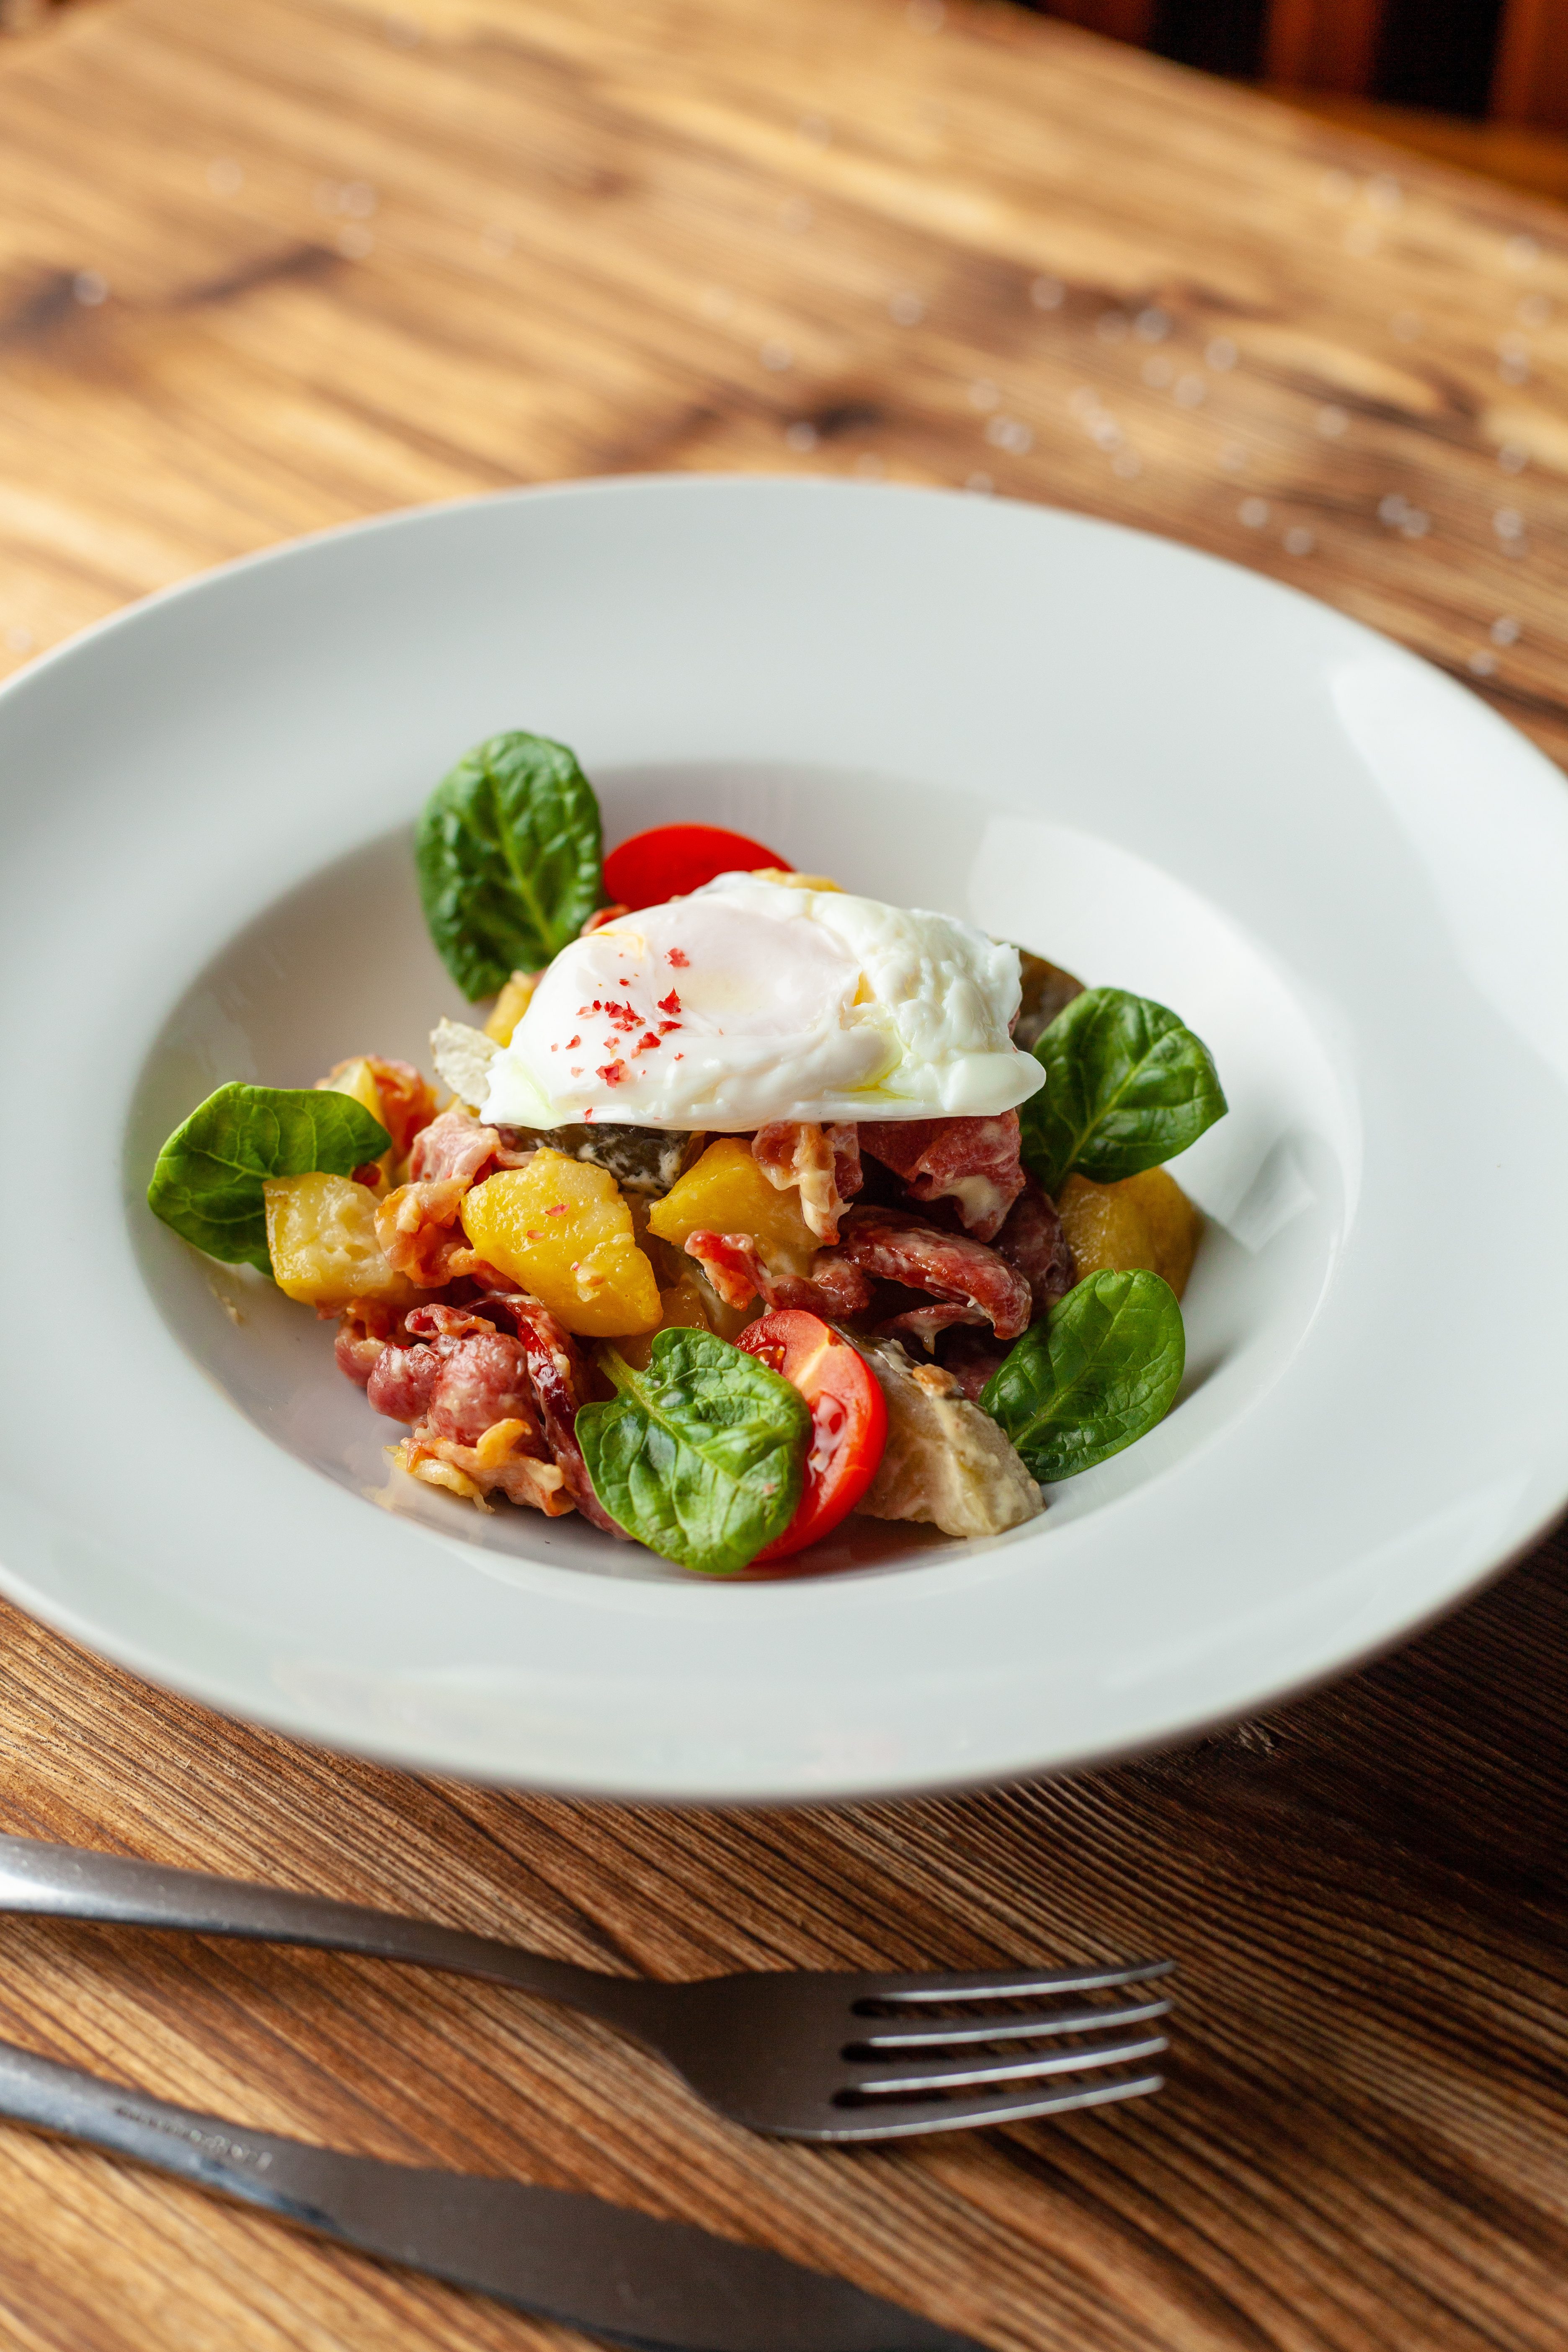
[479,875,1045,1132]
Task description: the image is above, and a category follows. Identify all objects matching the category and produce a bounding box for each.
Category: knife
[0,2036,983,2352]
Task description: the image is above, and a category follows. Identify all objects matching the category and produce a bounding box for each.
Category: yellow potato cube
[647,1138,816,1273]
[319,1056,385,1129]
[614,1274,716,1371]
[264,1172,419,1308]
[1055,1166,1202,1300]
[485,970,538,1047]
[461,1150,661,1337]
[317,1057,393,1180]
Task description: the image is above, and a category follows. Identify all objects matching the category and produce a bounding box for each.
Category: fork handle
[0,1834,658,2035]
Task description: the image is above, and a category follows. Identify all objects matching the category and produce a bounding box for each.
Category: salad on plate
[147,732,1228,1576]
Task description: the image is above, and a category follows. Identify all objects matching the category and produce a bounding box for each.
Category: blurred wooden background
[1,1,1568,2346]
[14,0,1568,195]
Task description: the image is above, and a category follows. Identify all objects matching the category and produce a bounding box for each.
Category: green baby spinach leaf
[577,1329,810,1575]
[146,1083,392,1274]
[980,1268,1185,1482]
[1019,985,1227,1193]
[416,730,605,1000]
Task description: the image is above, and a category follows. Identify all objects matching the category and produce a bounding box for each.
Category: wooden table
[2,4,1566,2346]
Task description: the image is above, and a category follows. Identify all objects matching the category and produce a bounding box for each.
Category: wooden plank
[0,4,1565,2347]
[0,0,1561,761]
[1491,0,1568,132]
[1271,84,1568,203]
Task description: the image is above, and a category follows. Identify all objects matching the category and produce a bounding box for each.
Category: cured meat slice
[683,1233,872,1320]
[335,1323,386,1387]
[683,1232,763,1310]
[375,1176,479,1287]
[857,1113,1026,1243]
[409,1108,506,1186]
[939,1328,1010,1403]
[471,1291,624,1535]
[426,1332,540,1448]
[362,1057,438,1155]
[828,1123,863,1207]
[874,1302,986,1354]
[333,1297,405,1388]
[367,1297,601,1525]
[366,1338,444,1424]
[395,1426,570,1515]
[751,1121,854,1243]
[835,1205,1032,1341]
[992,1176,1076,1317]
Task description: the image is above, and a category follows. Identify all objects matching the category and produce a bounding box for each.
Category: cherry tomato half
[602,823,785,911]
[737,1310,888,1563]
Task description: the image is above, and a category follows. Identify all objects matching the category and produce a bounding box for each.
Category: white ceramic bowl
[3,477,1566,1801]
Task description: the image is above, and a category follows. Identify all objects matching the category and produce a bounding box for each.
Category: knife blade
[0,2037,983,2352]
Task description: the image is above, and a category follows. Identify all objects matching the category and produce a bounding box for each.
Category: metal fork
[0,1833,1172,2141]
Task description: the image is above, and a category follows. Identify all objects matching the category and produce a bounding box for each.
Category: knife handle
[0,1833,655,2035]
[0,2033,351,2223]
[0,2037,970,2352]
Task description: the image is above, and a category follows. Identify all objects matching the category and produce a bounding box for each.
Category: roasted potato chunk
[484,970,538,1048]
[264,1172,419,1308]
[321,1055,385,1128]
[461,1150,661,1337]
[647,1138,816,1272]
[614,1272,717,1371]
[318,1056,392,1181]
[1054,1166,1201,1298]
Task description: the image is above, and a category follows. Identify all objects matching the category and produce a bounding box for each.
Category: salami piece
[992,1175,1077,1317]
[857,1113,1026,1243]
[836,1204,1033,1341]
[751,1121,855,1243]
[366,1340,444,1424]
[472,1291,624,1534]
[683,1232,873,1320]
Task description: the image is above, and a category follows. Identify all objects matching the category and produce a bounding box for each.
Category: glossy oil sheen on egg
[480,876,1046,1131]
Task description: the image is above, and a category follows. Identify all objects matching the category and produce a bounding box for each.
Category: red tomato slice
[737,1310,888,1563]
[602,823,785,911]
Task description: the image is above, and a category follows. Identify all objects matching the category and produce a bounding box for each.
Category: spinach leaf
[416,730,605,1000]
[1019,985,1227,1193]
[147,1083,392,1274]
[980,1268,1185,1482]
[577,1329,809,1574]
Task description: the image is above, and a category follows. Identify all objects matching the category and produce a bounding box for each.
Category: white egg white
[480,875,1046,1131]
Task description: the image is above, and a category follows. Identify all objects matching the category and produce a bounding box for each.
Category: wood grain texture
[0,0,1565,759]
[1270,86,1568,204]
[1,4,1567,2347]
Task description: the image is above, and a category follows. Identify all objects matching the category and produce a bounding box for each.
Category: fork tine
[822,2070,1165,2141]
[856,1959,1173,2006]
[849,1993,1172,2050]
[846,2031,1168,2097]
